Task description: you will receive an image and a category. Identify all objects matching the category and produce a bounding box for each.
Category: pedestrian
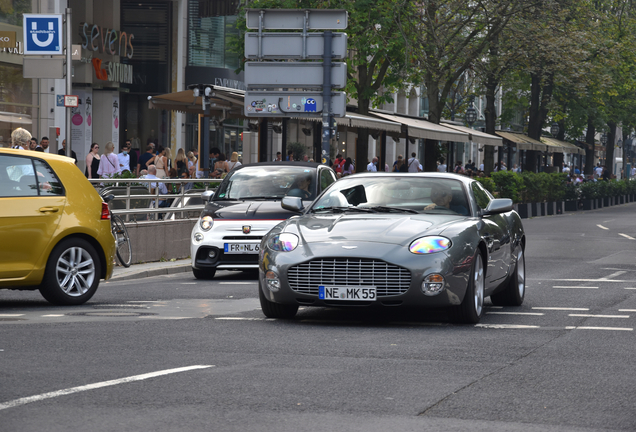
[212,153,229,179]
[11,127,31,150]
[332,153,345,175]
[342,157,354,176]
[209,147,220,171]
[602,165,610,181]
[58,139,78,164]
[85,143,101,179]
[274,151,282,161]
[393,155,408,172]
[117,142,131,172]
[164,147,173,171]
[149,146,168,178]
[174,148,188,176]
[145,164,169,215]
[454,161,464,174]
[286,149,294,161]
[187,151,197,169]
[407,152,421,172]
[302,155,309,162]
[125,139,138,173]
[137,144,155,176]
[227,151,242,171]
[367,157,378,172]
[97,141,121,179]
[39,137,50,152]
[29,137,38,151]
[437,158,447,172]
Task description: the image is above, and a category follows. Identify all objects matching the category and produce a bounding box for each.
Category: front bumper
[259,240,473,309]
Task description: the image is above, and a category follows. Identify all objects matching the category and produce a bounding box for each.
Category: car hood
[205,199,301,220]
[286,213,469,245]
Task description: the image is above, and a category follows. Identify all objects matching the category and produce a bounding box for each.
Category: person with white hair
[11,127,31,150]
[97,141,121,178]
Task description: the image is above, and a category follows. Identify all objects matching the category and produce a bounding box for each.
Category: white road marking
[597,224,609,230]
[489,306,503,309]
[625,288,636,290]
[41,314,64,317]
[127,301,163,303]
[475,324,540,329]
[98,304,148,308]
[180,283,197,285]
[486,312,544,316]
[219,282,257,285]
[619,309,636,312]
[553,286,598,289]
[0,314,24,317]
[566,326,632,331]
[569,314,630,319]
[534,279,626,282]
[0,365,214,411]
[215,317,265,320]
[619,233,636,240]
[532,307,589,311]
[604,271,627,279]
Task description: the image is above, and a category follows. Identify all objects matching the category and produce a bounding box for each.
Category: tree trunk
[527,72,554,141]
[484,77,498,175]
[423,81,442,172]
[605,121,616,177]
[584,117,595,176]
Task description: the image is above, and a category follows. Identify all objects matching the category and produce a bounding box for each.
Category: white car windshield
[214,166,316,200]
[312,177,470,216]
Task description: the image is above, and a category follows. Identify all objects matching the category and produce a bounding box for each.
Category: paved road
[1,204,636,431]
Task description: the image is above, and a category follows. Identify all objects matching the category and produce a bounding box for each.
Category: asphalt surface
[1,203,636,431]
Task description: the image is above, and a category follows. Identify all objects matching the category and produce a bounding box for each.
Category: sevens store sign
[23,14,63,55]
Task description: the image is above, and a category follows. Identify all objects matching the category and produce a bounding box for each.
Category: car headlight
[267,233,299,252]
[409,236,451,254]
[200,215,213,231]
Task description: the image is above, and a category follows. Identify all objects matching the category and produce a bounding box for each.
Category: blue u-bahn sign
[23,14,63,55]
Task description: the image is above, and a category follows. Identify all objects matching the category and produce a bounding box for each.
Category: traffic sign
[64,95,79,107]
[244,91,346,117]
[246,9,347,30]
[245,62,347,89]
[23,14,63,55]
[245,32,347,59]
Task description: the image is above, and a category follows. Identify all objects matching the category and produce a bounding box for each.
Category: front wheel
[39,238,101,305]
[112,215,132,268]
[490,248,525,306]
[259,284,298,319]
[450,252,485,324]
[192,267,216,280]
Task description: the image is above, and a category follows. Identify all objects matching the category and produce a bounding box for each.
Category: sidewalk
[110,258,192,282]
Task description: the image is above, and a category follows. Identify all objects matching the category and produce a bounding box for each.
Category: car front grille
[287,258,411,297]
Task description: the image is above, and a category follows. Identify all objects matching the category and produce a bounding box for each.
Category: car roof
[235,161,324,170]
[0,148,76,164]
[344,172,474,185]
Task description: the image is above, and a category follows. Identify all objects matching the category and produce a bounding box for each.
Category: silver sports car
[258,173,526,323]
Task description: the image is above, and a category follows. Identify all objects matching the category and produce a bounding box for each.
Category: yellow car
[0,149,116,305]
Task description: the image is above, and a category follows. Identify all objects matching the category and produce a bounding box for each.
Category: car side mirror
[103,194,115,203]
[201,190,214,202]
[482,198,513,215]
[282,196,304,212]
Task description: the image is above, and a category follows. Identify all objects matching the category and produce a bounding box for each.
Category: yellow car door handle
[39,207,60,213]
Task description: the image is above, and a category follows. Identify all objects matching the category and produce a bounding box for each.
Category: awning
[441,123,502,147]
[372,112,469,142]
[0,112,32,125]
[541,137,585,155]
[495,131,546,151]
[297,112,402,133]
[148,86,245,117]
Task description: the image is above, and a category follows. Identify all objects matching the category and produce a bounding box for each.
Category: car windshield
[214,165,316,201]
[312,177,470,216]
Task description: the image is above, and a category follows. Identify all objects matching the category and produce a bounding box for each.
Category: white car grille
[287,258,411,297]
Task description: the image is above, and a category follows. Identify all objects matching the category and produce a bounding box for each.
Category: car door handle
[39,206,60,213]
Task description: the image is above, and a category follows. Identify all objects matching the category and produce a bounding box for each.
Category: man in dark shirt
[125,139,138,174]
[58,139,78,164]
[137,144,155,176]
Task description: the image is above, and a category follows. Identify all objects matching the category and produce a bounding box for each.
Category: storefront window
[188,0,240,69]
[0,63,31,148]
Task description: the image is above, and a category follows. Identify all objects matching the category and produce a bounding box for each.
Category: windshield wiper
[364,206,419,214]
[311,206,373,213]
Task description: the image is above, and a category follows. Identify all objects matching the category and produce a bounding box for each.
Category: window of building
[188,0,240,69]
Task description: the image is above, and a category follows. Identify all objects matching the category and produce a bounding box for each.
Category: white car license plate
[224,243,260,254]
[319,286,376,301]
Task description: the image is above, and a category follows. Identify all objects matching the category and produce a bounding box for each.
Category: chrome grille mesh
[287,258,411,297]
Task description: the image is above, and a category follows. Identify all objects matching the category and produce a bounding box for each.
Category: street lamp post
[465,97,478,171]
[550,122,559,137]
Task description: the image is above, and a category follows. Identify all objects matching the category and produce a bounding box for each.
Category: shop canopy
[148,86,245,117]
[495,131,546,151]
[372,112,469,142]
[541,137,586,155]
[298,112,403,133]
[440,122,502,147]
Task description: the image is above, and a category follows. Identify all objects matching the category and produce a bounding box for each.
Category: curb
[109,264,192,282]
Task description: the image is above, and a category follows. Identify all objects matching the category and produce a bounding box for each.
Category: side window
[0,155,38,197]
[320,169,336,191]
[471,182,492,210]
[33,160,64,196]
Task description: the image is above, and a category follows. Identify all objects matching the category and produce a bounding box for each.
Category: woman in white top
[227,152,242,172]
[187,151,196,169]
[96,141,121,178]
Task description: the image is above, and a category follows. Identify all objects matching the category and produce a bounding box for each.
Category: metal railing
[89,178,219,221]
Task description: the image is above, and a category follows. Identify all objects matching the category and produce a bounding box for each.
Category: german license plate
[224,243,260,254]
[318,286,377,301]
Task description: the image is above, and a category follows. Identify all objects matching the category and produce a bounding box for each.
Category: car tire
[259,283,298,319]
[192,267,216,280]
[450,252,485,324]
[38,238,101,306]
[490,247,525,306]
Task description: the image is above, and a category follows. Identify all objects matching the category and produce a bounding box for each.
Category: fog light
[265,270,280,292]
[422,274,445,296]
[208,250,217,259]
[194,233,203,243]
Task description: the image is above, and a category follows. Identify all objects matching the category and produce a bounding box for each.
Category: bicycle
[103,194,132,267]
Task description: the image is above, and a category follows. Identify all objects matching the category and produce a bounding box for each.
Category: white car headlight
[267,233,299,252]
[409,236,451,254]
[200,215,213,231]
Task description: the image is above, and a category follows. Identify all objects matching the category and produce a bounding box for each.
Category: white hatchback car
[190,162,337,279]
